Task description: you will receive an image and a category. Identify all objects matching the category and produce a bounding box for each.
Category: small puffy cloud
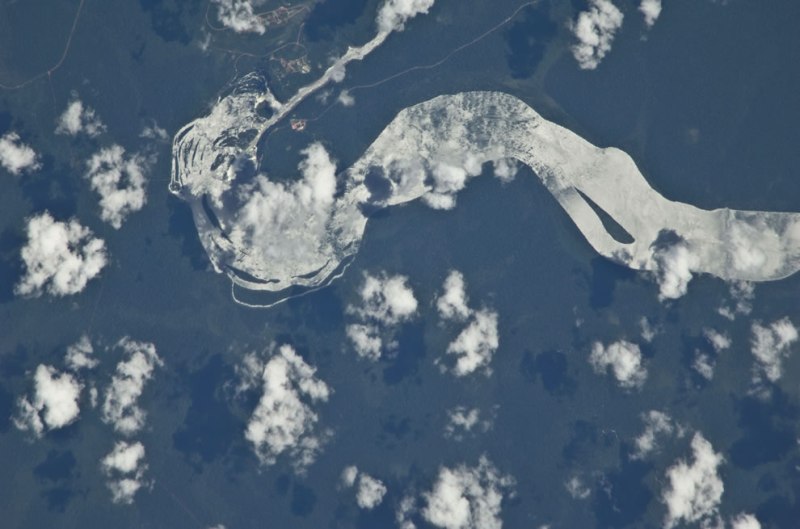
[357,473,388,509]
[338,90,355,107]
[639,0,662,28]
[718,281,755,320]
[730,513,761,529]
[341,465,359,488]
[342,467,387,510]
[85,145,150,229]
[16,212,107,297]
[704,328,731,353]
[0,131,41,175]
[436,270,471,321]
[347,271,418,360]
[441,309,499,377]
[14,365,83,437]
[101,440,150,504]
[244,344,331,472]
[565,476,591,500]
[377,0,436,33]
[422,456,515,529]
[101,338,162,436]
[631,410,677,460]
[570,0,624,70]
[650,240,699,301]
[444,406,493,441]
[435,271,500,377]
[423,154,483,210]
[492,159,518,183]
[661,433,724,529]
[726,219,787,277]
[211,0,269,34]
[139,122,169,142]
[346,323,383,361]
[589,339,647,389]
[750,317,798,386]
[351,272,418,325]
[55,97,106,137]
[64,334,98,371]
[330,63,346,83]
[692,329,730,381]
[692,352,715,381]
[639,317,660,343]
[397,495,418,529]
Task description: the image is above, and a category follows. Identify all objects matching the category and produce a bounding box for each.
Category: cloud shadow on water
[730,390,798,469]
[520,349,577,396]
[166,195,209,271]
[504,1,557,79]
[172,354,240,470]
[587,257,636,309]
[382,322,426,385]
[33,450,78,512]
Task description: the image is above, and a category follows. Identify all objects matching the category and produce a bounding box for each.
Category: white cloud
[64,334,98,371]
[441,309,499,377]
[85,145,150,229]
[589,339,647,389]
[14,364,83,437]
[693,328,730,381]
[233,351,266,394]
[565,476,591,500]
[347,271,418,360]
[632,410,677,460]
[730,513,761,529]
[718,281,755,320]
[345,324,383,361]
[444,406,493,441]
[352,271,418,325]
[244,344,331,472]
[211,0,269,34]
[661,433,724,529]
[377,0,436,33]
[423,154,483,210]
[55,97,106,137]
[435,271,499,377]
[355,472,388,509]
[0,131,41,175]
[101,338,162,436]
[704,328,731,353]
[437,270,472,321]
[692,353,715,381]
[750,317,798,386]
[16,212,107,297]
[650,241,699,301]
[330,63,346,83]
[640,317,660,343]
[139,122,169,142]
[229,142,338,268]
[422,456,515,529]
[492,159,518,183]
[570,0,624,70]
[341,465,359,488]
[101,440,150,504]
[397,495,418,529]
[639,0,662,28]
[701,515,725,529]
[727,220,787,277]
[338,90,355,107]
